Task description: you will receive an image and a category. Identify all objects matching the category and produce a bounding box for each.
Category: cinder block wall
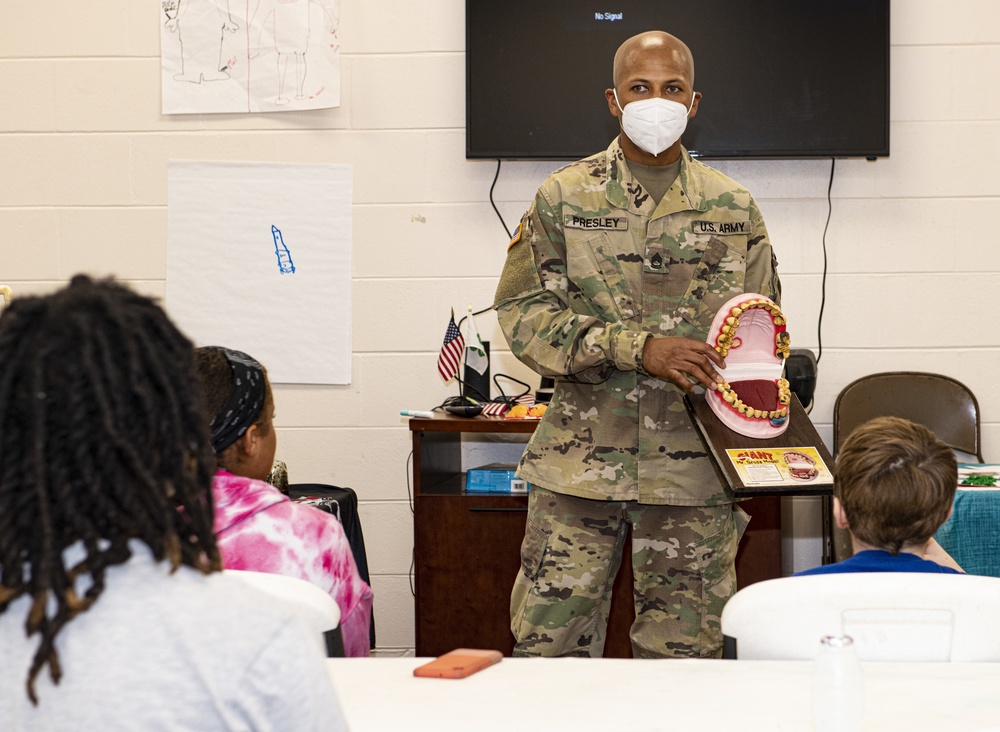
[2,0,998,652]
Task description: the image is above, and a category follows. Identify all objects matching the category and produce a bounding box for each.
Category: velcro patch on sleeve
[494,235,542,306]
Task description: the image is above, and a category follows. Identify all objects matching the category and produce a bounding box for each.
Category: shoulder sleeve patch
[507,223,522,251]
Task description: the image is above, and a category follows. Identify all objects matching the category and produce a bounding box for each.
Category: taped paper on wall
[160,0,341,114]
[166,161,352,385]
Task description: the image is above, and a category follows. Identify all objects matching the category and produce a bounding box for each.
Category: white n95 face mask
[614,89,694,156]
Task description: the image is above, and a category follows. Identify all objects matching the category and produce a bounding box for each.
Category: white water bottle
[812,634,864,732]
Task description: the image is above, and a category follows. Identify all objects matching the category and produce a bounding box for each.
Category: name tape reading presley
[564,214,628,230]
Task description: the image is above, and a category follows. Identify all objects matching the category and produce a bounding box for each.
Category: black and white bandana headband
[209,348,265,454]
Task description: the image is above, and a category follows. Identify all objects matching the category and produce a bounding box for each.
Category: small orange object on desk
[413,649,503,679]
[506,404,547,419]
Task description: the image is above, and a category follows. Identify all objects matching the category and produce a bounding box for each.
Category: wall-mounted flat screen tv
[466,1,889,160]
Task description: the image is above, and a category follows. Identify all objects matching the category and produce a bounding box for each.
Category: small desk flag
[464,307,488,376]
[437,309,465,382]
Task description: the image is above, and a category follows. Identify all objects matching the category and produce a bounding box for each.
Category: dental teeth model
[705,294,791,438]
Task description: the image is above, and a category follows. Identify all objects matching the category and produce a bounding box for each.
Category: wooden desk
[327,657,1000,731]
[410,414,782,658]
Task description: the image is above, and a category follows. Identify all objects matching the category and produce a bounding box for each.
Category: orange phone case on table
[412,648,503,679]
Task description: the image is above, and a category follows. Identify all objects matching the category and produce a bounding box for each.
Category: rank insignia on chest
[691,220,751,236]
[563,214,629,231]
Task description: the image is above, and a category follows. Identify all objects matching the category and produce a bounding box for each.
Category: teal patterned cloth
[934,464,1000,578]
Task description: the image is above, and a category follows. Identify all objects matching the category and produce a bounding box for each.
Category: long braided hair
[0,275,221,704]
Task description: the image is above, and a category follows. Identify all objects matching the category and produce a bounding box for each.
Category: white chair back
[226,569,344,657]
[721,573,1000,661]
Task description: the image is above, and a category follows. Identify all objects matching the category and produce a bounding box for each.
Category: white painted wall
[2,0,998,653]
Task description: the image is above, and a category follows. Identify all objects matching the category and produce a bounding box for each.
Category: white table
[327,657,1000,731]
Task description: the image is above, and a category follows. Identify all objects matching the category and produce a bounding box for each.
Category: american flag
[481,393,536,417]
[481,402,508,417]
[437,310,465,382]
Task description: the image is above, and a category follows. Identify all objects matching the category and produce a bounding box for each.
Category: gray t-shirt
[1,544,347,731]
[627,157,682,203]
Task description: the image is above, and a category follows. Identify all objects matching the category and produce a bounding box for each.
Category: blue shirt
[795,549,963,576]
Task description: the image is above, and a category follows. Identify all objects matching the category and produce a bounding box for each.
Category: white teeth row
[714,299,788,360]
[714,378,792,420]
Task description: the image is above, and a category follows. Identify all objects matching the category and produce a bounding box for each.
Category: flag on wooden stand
[464,307,488,376]
[437,309,465,382]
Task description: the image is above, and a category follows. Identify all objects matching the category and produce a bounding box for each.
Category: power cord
[816,157,834,364]
[456,307,492,330]
[435,376,526,411]
[492,373,532,405]
[405,450,414,514]
[490,159,513,240]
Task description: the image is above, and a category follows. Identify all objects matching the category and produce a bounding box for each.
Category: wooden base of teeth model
[706,294,791,438]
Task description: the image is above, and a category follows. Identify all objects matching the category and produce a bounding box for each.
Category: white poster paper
[166,161,352,384]
[160,0,341,114]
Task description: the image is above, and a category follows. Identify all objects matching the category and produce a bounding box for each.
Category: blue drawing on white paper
[272,225,296,274]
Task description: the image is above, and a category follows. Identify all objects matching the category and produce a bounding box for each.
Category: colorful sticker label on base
[726,446,832,486]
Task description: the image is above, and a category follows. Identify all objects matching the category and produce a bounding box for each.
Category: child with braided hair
[0,276,346,730]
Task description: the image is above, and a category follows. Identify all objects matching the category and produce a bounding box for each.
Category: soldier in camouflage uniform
[493,31,780,659]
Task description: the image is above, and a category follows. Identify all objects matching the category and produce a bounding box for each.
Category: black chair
[289,483,376,649]
[829,371,984,561]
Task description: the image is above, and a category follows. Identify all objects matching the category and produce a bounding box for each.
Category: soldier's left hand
[641,336,725,391]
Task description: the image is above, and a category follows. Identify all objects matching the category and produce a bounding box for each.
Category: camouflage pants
[510,486,749,658]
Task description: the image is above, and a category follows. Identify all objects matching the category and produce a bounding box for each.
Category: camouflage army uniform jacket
[494,138,780,506]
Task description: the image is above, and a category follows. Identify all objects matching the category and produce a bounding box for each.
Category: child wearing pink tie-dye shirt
[195,346,373,657]
[212,469,373,656]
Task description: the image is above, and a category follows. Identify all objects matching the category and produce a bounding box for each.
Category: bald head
[612,31,694,87]
[604,30,701,165]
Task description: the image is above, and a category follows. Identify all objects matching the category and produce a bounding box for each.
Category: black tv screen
[466,1,889,160]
